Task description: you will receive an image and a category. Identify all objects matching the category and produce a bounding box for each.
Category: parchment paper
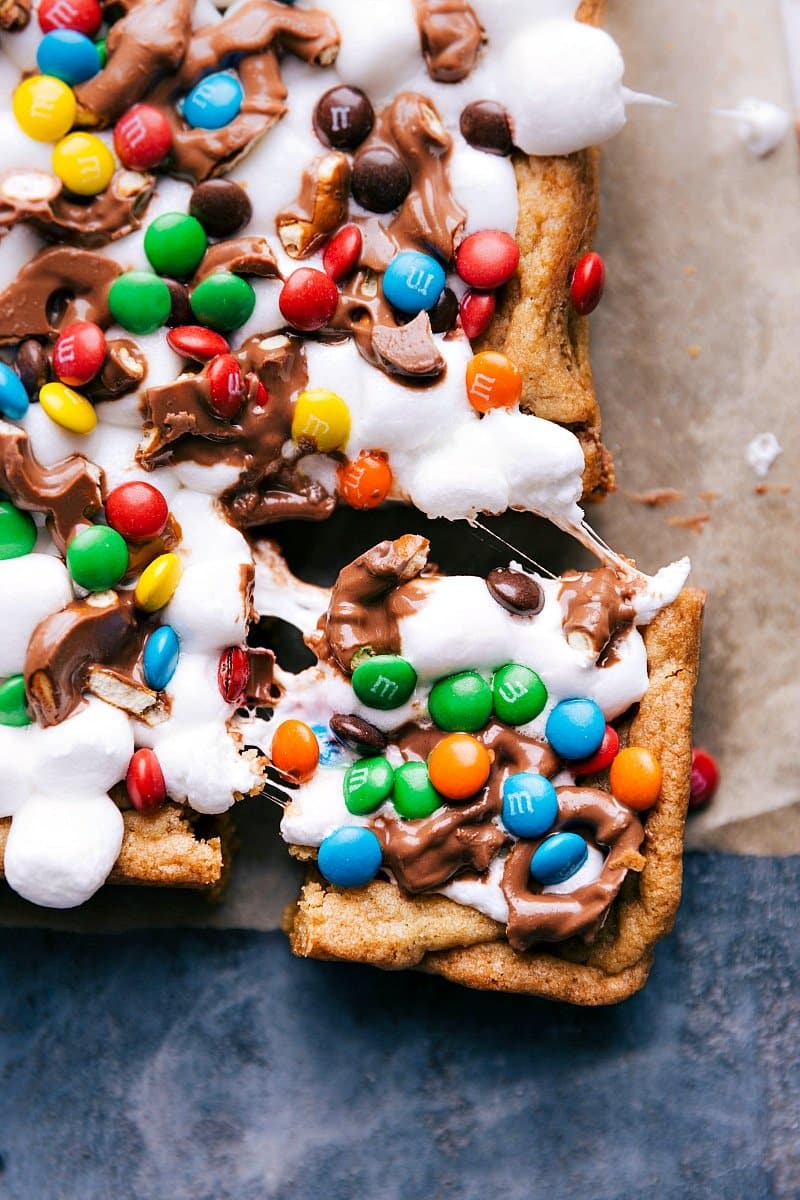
[1,0,796,929]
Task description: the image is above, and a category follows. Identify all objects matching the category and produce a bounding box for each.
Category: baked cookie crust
[285,587,704,1004]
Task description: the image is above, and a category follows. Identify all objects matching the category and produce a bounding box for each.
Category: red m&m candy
[459,290,496,340]
[39,0,102,35]
[279,268,339,332]
[105,481,169,543]
[573,724,619,777]
[207,353,245,419]
[113,104,173,171]
[322,224,363,283]
[52,320,106,386]
[455,230,519,290]
[338,451,392,509]
[570,251,605,316]
[166,325,229,362]
[126,748,167,814]
[218,646,250,704]
[689,747,720,810]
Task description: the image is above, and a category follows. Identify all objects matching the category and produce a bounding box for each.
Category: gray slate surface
[0,854,797,1200]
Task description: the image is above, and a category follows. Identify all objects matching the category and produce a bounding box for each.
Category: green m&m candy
[393,761,441,820]
[343,756,394,815]
[492,663,548,726]
[0,501,37,559]
[190,272,256,332]
[428,670,492,733]
[351,653,417,710]
[0,675,31,726]
[108,272,172,335]
[144,212,208,279]
[95,39,107,67]
[66,525,129,591]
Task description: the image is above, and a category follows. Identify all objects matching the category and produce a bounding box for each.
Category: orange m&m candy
[271,719,320,782]
[428,733,492,801]
[465,350,522,413]
[338,451,392,509]
[609,746,662,811]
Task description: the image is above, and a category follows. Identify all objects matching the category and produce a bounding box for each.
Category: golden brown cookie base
[285,587,705,1004]
[0,803,231,891]
[484,0,611,502]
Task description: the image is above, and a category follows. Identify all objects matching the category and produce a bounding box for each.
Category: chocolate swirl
[0,246,120,342]
[413,0,484,83]
[558,567,636,658]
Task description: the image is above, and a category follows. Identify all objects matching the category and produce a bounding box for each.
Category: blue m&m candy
[312,723,348,767]
[317,826,383,888]
[501,772,558,838]
[142,625,180,691]
[36,31,101,86]
[382,250,446,314]
[0,363,30,420]
[545,697,605,760]
[182,72,244,131]
[530,831,588,886]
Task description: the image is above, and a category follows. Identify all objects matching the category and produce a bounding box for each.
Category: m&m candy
[313,723,348,768]
[689,747,720,810]
[66,525,129,591]
[134,552,182,611]
[609,746,662,811]
[459,290,496,340]
[545,698,605,760]
[13,75,76,142]
[52,321,106,386]
[329,712,387,756]
[337,452,392,510]
[343,756,395,815]
[39,381,97,433]
[166,325,229,362]
[0,675,32,727]
[570,252,606,316]
[455,230,519,290]
[291,388,350,453]
[492,664,547,725]
[317,826,382,888]
[126,748,167,814]
[0,501,37,560]
[217,646,250,704]
[114,104,173,171]
[109,272,172,335]
[142,625,180,692]
[466,350,522,413]
[279,268,339,332]
[382,251,445,315]
[144,212,208,279]
[36,30,101,85]
[428,733,491,801]
[428,670,493,733]
[573,724,619,777]
[105,481,169,542]
[501,772,558,838]
[270,719,320,782]
[322,224,362,282]
[189,179,253,238]
[351,653,416,710]
[392,761,442,819]
[190,273,255,332]
[530,831,588,886]
[207,354,245,420]
[38,0,102,36]
[0,362,31,420]
[182,72,243,130]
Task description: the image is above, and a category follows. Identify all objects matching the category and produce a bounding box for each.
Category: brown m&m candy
[459,100,513,156]
[14,339,48,396]
[428,287,459,334]
[189,179,253,238]
[486,567,544,614]
[351,146,411,213]
[313,85,374,151]
[164,279,193,327]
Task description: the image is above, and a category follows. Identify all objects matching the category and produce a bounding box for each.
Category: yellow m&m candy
[135,552,183,612]
[13,75,76,142]
[39,382,97,434]
[291,388,350,452]
[52,132,115,196]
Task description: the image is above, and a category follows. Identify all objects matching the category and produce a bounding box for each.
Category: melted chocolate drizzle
[0,424,103,552]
